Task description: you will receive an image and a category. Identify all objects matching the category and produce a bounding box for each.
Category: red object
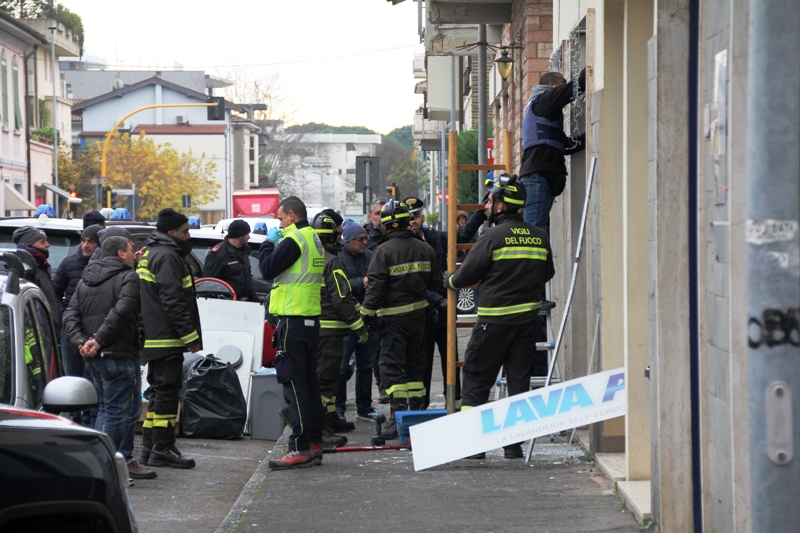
[487,138,494,165]
[262,320,277,367]
[324,445,404,453]
[232,188,281,218]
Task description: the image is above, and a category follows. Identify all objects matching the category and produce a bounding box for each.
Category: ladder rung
[457,164,508,172]
[458,322,476,328]
[456,204,486,211]
[530,377,561,388]
[456,243,474,250]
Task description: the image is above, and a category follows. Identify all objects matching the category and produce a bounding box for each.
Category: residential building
[71,75,248,223]
[398,0,786,530]
[271,132,381,216]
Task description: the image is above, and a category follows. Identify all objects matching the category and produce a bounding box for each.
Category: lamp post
[49,25,58,215]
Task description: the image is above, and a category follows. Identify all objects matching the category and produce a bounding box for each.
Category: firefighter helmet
[312,212,338,246]
[488,173,526,214]
[380,200,411,229]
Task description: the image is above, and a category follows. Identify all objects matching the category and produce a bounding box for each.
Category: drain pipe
[687,0,702,531]
[746,0,800,530]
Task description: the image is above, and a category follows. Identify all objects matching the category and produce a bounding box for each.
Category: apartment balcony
[413,53,426,79]
[21,19,81,57]
[414,111,442,152]
[427,1,512,25]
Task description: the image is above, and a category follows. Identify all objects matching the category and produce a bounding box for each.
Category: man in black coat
[202,219,258,301]
[54,225,101,379]
[62,236,155,481]
[12,226,60,327]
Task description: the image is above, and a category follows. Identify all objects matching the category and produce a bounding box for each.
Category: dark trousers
[317,335,345,416]
[336,328,379,414]
[461,320,538,408]
[274,316,324,452]
[379,310,427,403]
[422,325,460,408]
[144,351,183,450]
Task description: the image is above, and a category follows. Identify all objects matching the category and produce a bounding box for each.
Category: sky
[59,0,425,134]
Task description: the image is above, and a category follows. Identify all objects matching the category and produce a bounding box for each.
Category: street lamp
[495,50,514,80]
[49,25,59,216]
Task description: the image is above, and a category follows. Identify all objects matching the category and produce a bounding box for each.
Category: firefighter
[312,212,369,434]
[259,196,326,470]
[360,200,444,439]
[444,174,555,459]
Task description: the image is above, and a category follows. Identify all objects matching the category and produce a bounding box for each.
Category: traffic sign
[112,188,134,195]
[436,190,450,204]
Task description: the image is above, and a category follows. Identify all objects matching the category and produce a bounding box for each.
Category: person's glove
[357,329,369,345]
[266,227,282,243]
[443,271,456,291]
[437,297,448,311]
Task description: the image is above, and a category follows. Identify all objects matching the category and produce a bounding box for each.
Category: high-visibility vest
[268,224,324,317]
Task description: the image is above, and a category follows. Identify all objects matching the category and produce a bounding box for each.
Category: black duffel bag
[181,355,246,439]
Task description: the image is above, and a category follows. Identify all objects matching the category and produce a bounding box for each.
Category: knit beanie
[342,219,366,243]
[83,210,106,229]
[227,219,251,238]
[81,224,102,244]
[12,226,47,247]
[156,208,189,233]
[98,226,131,245]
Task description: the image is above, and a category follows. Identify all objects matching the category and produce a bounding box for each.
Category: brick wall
[495,0,554,173]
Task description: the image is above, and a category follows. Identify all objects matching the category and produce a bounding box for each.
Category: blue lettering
[529,388,563,418]
[558,384,594,414]
[502,399,538,429]
[602,373,626,403]
[481,408,502,434]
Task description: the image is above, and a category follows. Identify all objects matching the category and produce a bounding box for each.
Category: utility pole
[746,0,800,530]
[49,25,58,216]
[477,24,488,199]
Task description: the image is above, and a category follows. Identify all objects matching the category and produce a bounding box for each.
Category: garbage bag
[181,355,246,439]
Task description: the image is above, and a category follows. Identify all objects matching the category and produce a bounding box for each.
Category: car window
[0,230,80,272]
[0,306,11,404]
[23,304,47,407]
[33,298,59,379]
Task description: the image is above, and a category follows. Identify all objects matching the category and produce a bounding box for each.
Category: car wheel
[456,287,477,314]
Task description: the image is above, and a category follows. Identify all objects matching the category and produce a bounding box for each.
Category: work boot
[149,446,196,469]
[408,397,425,411]
[321,426,347,447]
[140,426,153,466]
[327,412,355,433]
[268,449,314,470]
[504,443,524,459]
[309,442,324,466]
[378,387,390,404]
[382,398,406,440]
[139,448,152,467]
[127,458,157,479]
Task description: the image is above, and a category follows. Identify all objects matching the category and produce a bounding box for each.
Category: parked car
[0,253,138,532]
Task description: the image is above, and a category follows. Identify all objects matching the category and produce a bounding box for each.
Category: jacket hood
[82,256,131,287]
[147,231,193,256]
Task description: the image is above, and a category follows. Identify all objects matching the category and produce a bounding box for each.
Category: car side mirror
[42,376,99,414]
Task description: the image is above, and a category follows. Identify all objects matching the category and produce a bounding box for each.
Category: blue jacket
[53,247,91,316]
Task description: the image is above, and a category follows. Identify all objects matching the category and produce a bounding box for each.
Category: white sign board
[410,368,627,471]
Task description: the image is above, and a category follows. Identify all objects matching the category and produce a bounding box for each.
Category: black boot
[408,397,425,411]
[140,426,153,466]
[149,426,196,469]
[327,412,355,433]
[382,398,407,440]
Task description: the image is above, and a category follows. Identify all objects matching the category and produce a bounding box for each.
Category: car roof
[190,228,266,244]
[0,216,84,231]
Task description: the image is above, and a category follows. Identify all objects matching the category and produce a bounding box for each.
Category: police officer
[444,174,555,459]
[259,196,326,470]
[312,212,369,433]
[360,200,444,439]
[202,219,258,301]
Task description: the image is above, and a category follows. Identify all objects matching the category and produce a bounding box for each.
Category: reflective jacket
[361,229,443,319]
[137,232,202,362]
[447,214,555,325]
[268,224,324,317]
[319,248,367,337]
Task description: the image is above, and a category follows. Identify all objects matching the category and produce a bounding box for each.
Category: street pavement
[215,327,641,533]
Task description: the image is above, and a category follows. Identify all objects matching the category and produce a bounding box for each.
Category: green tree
[457,128,480,205]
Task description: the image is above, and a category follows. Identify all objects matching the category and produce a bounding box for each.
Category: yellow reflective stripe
[182,275,194,289]
[143,339,186,348]
[477,301,542,317]
[180,330,199,344]
[461,405,476,411]
[320,319,349,329]
[386,383,408,397]
[142,420,154,428]
[354,302,362,313]
[376,300,428,317]
[407,381,426,398]
[31,366,41,375]
[388,262,431,276]
[137,268,156,283]
[349,318,365,331]
[332,269,352,299]
[504,197,524,205]
[152,413,177,419]
[360,307,377,316]
[380,212,410,223]
[492,246,548,261]
[152,419,173,428]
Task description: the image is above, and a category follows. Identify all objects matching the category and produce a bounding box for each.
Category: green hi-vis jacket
[268,224,325,317]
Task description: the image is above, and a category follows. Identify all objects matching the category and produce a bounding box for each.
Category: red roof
[132,124,227,134]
